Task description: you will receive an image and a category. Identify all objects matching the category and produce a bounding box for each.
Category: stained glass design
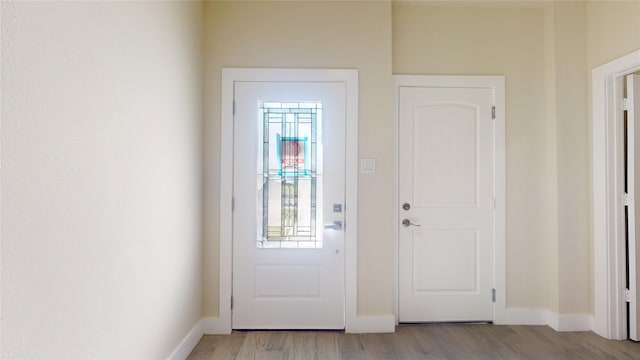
[257,102,322,248]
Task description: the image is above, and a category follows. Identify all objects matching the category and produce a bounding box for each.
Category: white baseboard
[167,316,232,359]
[167,319,204,360]
[168,309,592,359]
[346,315,396,333]
[202,316,232,335]
[548,313,593,332]
[496,308,593,332]
[496,308,550,325]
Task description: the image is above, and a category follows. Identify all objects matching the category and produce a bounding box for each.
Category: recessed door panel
[412,230,478,292]
[413,104,478,208]
[255,265,321,297]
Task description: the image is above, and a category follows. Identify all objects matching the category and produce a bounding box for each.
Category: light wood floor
[187,324,640,360]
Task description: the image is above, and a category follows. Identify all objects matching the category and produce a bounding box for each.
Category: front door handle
[324,221,343,230]
[402,219,421,227]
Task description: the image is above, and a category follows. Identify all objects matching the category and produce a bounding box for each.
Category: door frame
[592,49,640,340]
[392,75,507,323]
[219,68,358,332]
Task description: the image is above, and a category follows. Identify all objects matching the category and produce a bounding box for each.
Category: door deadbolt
[402,203,411,211]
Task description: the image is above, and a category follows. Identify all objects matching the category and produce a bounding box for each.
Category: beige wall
[203,0,639,319]
[551,1,590,315]
[203,1,393,316]
[587,1,640,70]
[393,3,550,309]
[1,2,203,357]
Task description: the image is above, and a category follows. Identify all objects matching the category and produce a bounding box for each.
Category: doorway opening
[592,49,640,341]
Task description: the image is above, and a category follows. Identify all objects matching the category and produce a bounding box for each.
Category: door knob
[402,219,421,227]
[324,221,343,230]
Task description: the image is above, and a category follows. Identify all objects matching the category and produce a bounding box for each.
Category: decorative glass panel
[257,102,322,248]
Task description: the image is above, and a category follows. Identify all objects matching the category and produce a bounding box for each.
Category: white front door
[398,83,495,322]
[232,81,346,329]
[626,74,640,341]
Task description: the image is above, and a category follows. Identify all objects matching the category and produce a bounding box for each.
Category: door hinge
[625,193,631,207]
[231,295,234,310]
[623,97,630,111]
[232,197,235,211]
[233,100,236,116]
[491,106,496,119]
[625,288,632,303]
[492,288,496,303]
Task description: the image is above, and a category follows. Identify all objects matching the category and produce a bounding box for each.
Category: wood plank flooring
[187,324,640,360]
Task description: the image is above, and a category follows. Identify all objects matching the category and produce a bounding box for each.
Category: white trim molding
[167,317,253,360]
[548,313,594,332]
[220,68,359,332]
[495,309,592,332]
[592,49,640,340]
[167,319,204,360]
[392,75,506,325]
[167,309,592,360]
[346,315,396,333]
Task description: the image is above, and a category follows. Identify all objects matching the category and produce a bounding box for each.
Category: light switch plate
[360,158,376,173]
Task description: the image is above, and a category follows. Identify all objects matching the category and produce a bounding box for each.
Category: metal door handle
[402,219,421,227]
[324,221,343,230]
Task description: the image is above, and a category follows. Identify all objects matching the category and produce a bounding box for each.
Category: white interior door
[627,74,640,341]
[398,85,494,322]
[232,81,345,329]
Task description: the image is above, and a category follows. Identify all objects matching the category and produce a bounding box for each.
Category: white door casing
[592,50,640,340]
[232,81,345,329]
[626,74,640,341]
[393,75,506,324]
[219,68,358,333]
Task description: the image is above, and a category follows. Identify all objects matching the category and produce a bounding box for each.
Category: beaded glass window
[257,102,322,248]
